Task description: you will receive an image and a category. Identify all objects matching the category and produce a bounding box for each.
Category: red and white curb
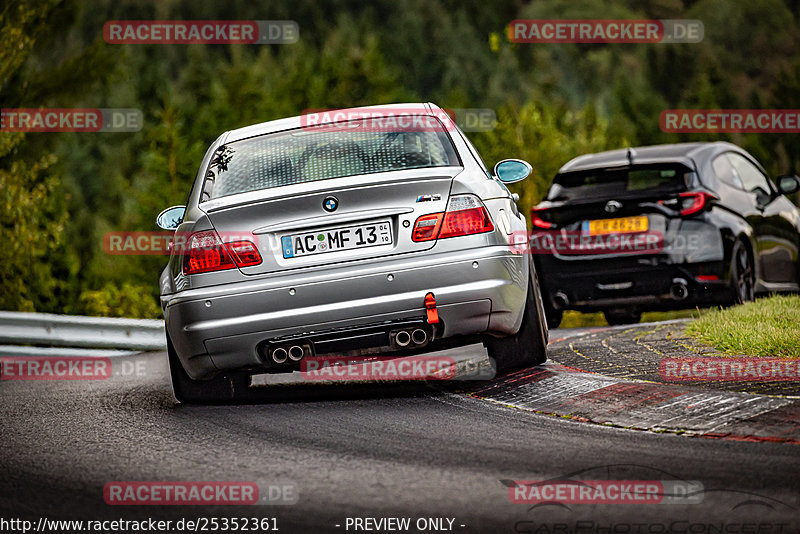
[465,363,800,444]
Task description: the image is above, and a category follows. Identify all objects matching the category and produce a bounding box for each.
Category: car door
[726,152,799,283]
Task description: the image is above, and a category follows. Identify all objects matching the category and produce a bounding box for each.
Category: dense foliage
[3,0,799,317]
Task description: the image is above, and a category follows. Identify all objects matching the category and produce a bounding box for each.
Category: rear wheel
[167,335,250,404]
[603,309,642,326]
[485,260,548,372]
[730,240,754,304]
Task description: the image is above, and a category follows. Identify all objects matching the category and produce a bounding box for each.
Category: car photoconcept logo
[604,200,622,213]
[322,196,338,212]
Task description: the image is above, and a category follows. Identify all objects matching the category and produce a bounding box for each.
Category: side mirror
[777,175,800,196]
[156,205,186,230]
[494,159,533,184]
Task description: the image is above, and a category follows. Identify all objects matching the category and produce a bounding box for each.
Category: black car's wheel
[730,240,755,304]
[603,309,642,326]
[167,335,250,404]
[544,303,563,329]
[485,260,548,372]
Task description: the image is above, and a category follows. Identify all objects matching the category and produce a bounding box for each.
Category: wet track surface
[1,326,799,533]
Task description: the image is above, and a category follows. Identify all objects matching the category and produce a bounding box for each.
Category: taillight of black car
[530,207,553,229]
[658,191,718,216]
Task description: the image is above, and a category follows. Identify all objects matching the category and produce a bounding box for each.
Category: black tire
[730,240,754,304]
[603,309,642,326]
[485,260,548,372]
[544,305,563,329]
[167,335,250,404]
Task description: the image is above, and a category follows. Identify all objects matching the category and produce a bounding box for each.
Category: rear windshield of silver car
[547,164,693,202]
[201,117,461,200]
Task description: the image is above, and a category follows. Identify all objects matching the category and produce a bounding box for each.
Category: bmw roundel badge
[323,196,339,212]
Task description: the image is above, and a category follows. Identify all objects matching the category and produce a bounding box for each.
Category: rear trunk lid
[533,163,697,257]
[201,167,458,275]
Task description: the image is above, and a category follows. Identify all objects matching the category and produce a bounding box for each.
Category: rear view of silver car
[157,103,547,403]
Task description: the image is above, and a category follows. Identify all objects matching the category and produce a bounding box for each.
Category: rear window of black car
[547,164,692,201]
[201,117,461,200]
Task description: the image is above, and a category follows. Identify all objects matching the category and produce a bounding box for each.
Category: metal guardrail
[0,311,166,353]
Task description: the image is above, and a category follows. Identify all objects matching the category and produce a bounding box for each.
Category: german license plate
[583,216,648,235]
[281,220,392,258]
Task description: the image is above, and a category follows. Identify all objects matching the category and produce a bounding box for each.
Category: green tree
[0,0,72,312]
[471,99,631,216]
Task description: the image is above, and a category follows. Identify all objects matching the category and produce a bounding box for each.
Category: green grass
[558,309,695,329]
[686,295,800,358]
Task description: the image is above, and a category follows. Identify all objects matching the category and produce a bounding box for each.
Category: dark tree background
[2,0,799,317]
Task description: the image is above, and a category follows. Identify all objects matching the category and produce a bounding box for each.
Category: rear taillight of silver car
[411,194,494,242]
[180,230,262,275]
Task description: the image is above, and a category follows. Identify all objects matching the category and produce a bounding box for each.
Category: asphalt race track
[1,324,798,533]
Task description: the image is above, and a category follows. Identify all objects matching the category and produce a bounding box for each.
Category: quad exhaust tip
[271,347,288,364]
[392,328,431,349]
[395,330,412,347]
[268,328,431,362]
[411,328,428,345]
[267,343,309,364]
[288,345,305,362]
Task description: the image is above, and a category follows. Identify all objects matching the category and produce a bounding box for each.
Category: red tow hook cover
[424,292,439,325]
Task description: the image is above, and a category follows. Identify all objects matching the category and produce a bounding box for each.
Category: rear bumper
[164,246,527,379]
[534,219,732,312]
[536,256,731,312]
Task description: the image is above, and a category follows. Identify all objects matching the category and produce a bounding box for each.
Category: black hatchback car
[532,142,800,327]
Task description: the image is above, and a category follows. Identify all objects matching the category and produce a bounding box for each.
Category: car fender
[710,207,757,283]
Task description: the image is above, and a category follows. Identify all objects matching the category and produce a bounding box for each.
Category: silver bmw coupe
[157,103,547,402]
